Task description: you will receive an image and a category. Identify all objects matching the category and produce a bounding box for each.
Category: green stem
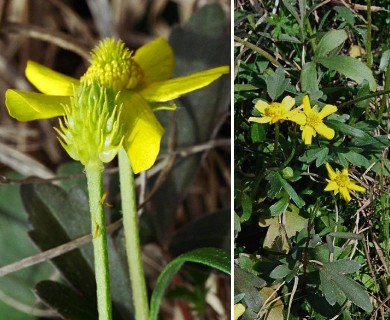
[271,122,280,165]
[366,0,373,69]
[378,59,390,122]
[118,147,149,320]
[234,35,282,67]
[85,163,112,320]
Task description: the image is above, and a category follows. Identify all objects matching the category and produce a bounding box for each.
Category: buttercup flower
[249,96,302,124]
[234,303,246,320]
[324,163,366,202]
[294,95,337,145]
[5,37,229,173]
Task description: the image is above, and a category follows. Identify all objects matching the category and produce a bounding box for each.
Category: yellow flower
[294,95,337,145]
[234,303,246,320]
[249,96,301,124]
[5,38,229,173]
[324,163,366,202]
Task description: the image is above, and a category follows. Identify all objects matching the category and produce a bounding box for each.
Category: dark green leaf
[275,172,305,208]
[250,123,266,143]
[169,210,230,257]
[301,61,318,93]
[234,266,266,317]
[269,192,289,216]
[321,262,372,312]
[241,193,253,222]
[319,270,337,306]
[266,67,289,100]
[315,29,348,57]
[326,119,368,138]
[324,259,362,274]
[343,151,370,168]
[149,248,230,320]
[35,281,98,320]
[269,264,291,280]
[316,55,376,90]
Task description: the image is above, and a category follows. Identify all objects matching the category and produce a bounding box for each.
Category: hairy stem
[85,163,112,320]
[118,147,149,320]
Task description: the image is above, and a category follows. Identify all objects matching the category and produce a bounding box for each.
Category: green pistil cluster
[56,83,124,169]
[81,38,143,91]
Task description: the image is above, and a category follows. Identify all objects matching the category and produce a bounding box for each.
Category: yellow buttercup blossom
[5,37,229,173]
[234,303,246,320]
[294,95,337,145]
[249,96,302,124]
[324,163,366,202]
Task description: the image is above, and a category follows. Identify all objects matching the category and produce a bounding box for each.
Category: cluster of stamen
[306,111,321,127]
[81,38,143,92]
[335,172,350,187]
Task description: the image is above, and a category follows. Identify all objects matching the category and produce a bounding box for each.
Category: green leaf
[315,29,348,57]
[234,266,266,318]
[269,192,289,216]
[149,248,230,320]
[20,183,133,318]
[269,264,291,280]
[319,270,337,306]
[328,232,363,240]
[266,67,289,100]
[275,172,305,208]
[35,281,98,320]
[321,262,372,312]
[324,259,362,274]
[343,151,370,168]
[250,123,266,143]
[0,172,54,319]
[326,119,368,138]
[315,55,376,91]
[301,61,318,92]
[169,210,230,257]
[241,193,253,222]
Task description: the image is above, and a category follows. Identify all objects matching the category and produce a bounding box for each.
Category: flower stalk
[86,164,112,320]
[118,147,149,320]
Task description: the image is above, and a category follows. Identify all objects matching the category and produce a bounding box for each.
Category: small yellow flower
[249,96,301,124]
[324,163,366,202]
[5,37,229,173]
[234,303,246,320]
[294,95,337,145]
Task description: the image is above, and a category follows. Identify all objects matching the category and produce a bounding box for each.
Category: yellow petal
[118,91,164,173]
[339,187,351,202]
[347,181,366,193]
[25,60,79,96]
[234,304,246,320]
[315,123,335,140]
[301,125,315,144]
[138,66,229,102]
[319,104,337,119]
[302,95,312,114]
[134,37,174,83]
[248,116,271,124]
[255,100,269,114]
[324,180,339,192]
[325,163,337,180]
[5,90,68,121]
[287,111,306,125]
[281,95,295,111]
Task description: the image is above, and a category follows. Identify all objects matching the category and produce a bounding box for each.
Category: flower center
[265,103,284,119]
[335,173,350,187]
[81,38,143,92]
[306,111,322,127]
